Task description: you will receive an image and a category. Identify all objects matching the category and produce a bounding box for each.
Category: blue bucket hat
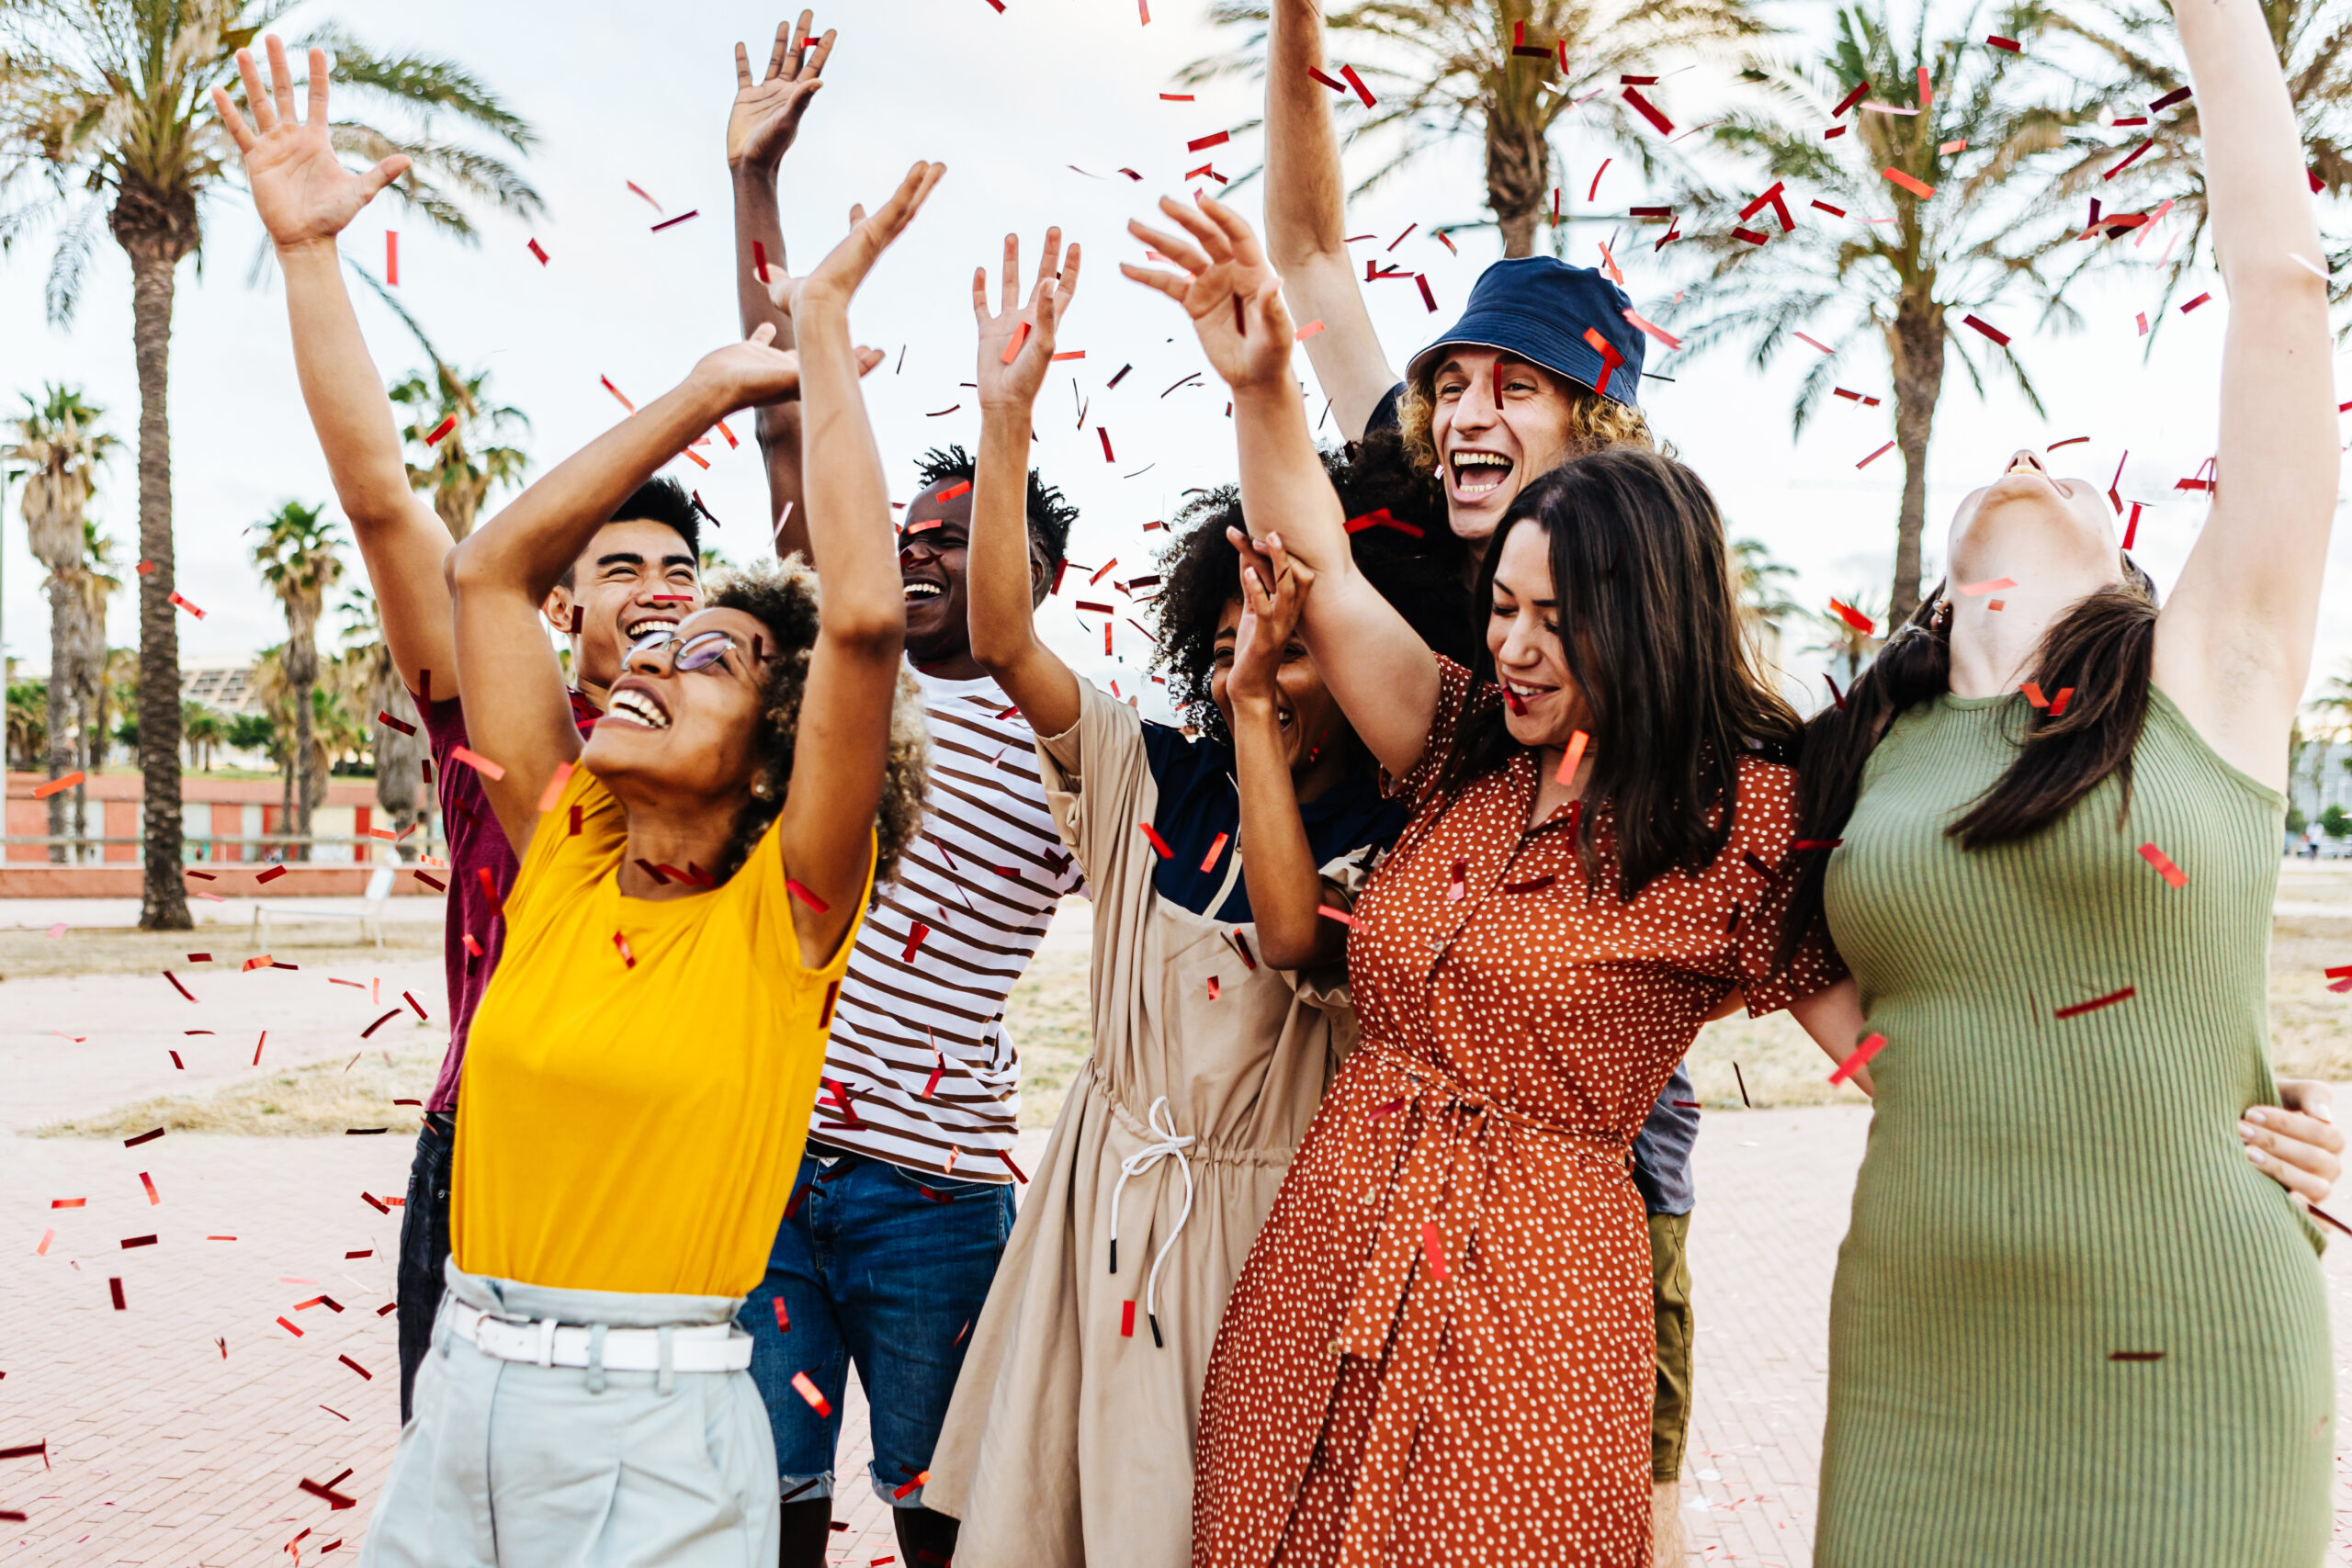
[1406,257,1646,409]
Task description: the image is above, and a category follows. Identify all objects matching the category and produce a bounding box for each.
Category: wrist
[1230,689,1279,717]
[729,153,782,184]
[274,235,339,265]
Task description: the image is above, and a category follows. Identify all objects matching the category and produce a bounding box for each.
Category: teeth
[1453,452,1510,468]
[627,617,679,637]
[903,581,943,599]
[609,691,670,730]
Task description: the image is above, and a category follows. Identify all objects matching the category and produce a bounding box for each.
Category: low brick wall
[0,864,442,898]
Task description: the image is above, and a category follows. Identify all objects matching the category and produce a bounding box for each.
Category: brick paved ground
[9,1089,2352,1563]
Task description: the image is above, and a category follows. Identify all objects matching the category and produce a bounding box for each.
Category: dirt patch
[1006,942,1091,1129]
[0,920,442,981]
[33,1043,442,1139]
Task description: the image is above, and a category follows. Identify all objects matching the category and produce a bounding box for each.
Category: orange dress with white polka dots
[1191,658,1844,1567]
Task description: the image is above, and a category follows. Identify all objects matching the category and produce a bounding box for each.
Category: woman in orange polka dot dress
[1121,197,1860,1566]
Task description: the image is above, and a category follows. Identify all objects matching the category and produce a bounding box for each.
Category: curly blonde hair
[705,558,929,898]
[1396,360,1658,476]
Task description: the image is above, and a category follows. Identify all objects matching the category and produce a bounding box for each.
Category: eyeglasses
[624,627,741,675]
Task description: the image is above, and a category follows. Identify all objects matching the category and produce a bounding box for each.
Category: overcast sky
[2,0,2346,722]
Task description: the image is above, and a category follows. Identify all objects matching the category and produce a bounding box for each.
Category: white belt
[1107,1094,1196,1348]
[448,1302,752,1372]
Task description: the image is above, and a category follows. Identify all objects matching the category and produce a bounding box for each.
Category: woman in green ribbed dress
[1782,3,2346,1561]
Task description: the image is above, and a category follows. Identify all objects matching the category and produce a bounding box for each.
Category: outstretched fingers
[305,47,330,129]
[860,161,944,254]
[1125,216,1209,278]
[1000,231,1022,317]
[1195,192,1269,268]
[1120,261,1193,306]
[769,17,797,80]
[232,47,274,137]
[264,34,299,128]
[211,80,257,152]
[1154,194,1234,263]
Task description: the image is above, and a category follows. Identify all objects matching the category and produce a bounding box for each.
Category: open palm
[1123,195,1295,394]
[214,37,409,250]
[729,13,835,172]
[975,227,1082,413]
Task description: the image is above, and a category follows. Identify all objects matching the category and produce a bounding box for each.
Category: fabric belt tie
[1107,1094,1196,1349]
[1334,1038,1624,1361]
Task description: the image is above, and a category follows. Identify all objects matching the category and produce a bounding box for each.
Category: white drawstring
[1107,1095,1195,1348]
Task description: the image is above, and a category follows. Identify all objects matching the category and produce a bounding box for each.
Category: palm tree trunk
[294,677,315,856]
[1887,304,1948,627]
[126,243,189,929]
[1486,116,1550,260]
[43,574,73,863]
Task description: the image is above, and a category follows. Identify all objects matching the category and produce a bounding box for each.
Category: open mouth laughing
[605,682,673,731]
[1449,448,1514,501]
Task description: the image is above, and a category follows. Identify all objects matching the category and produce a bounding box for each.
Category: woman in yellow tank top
[356,163,944,1568]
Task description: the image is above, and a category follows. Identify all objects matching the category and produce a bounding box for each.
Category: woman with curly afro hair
[922,228,1465,1568]
[360,167,938,1568]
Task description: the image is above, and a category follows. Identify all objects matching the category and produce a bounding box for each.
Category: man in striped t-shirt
[744,444,1080,1565]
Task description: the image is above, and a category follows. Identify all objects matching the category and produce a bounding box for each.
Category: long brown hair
[1442,447,1803,901]
[1784,562,2160,959]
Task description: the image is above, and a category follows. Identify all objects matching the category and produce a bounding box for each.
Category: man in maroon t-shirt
[232,75,709,1419]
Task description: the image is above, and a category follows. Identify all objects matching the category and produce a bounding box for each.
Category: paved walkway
[8,1100,2352,1562]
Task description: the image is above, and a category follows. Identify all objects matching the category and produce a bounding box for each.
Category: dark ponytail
[1784,562,2160,964]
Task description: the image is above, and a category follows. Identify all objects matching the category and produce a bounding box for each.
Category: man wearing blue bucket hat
[1259,6,1702,1560]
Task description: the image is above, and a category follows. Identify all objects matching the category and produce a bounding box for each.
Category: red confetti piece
[140,1172,159,1204]
[901,921,932,964]
[338,1355,371,1381]
[1098,428,1114,462]
[2049,686,2075,716]
[1503,874,1558,895]
[1415,273,1437,311]
[31,771,83,799]
[2021,682,2049,708]
[1339,64,1376,107]
[1000,321,1032,365]
[1587,159,1611,202]
[2104,140,2155,180]
[1792,332,1836,355]
[1317,904,1361,929]
[1793,839,1845,851]
[786,879,831,913]
[818,980,838,1029]
[998,1149,1028,1183]
[169,591,206,618]
[2137,842,2188,887]
[0,1441,48,1463]
[108,1278,126,1310]
[1832,79,1871,117]
[424,414,457,447]
[1121,1299,1137,1337]
[1882,167,1935,198]
[1986,34,2020,51]
[613,931,635,969]
[124,1126,164,1148]
[2180,292,2211,313]
[1622,85,1673,135]
[1419,1220,1448,1281]
[1137,822,1174,858]
[1814,198,1848,217]
[1939,139,1968,154]
[650,209,699,232]
[1621,308,1681,350]
[1206,976,1221,1001]
[413,871,447,893]
[1186,130,1230,152]
[377,709,417,737]
[2054,986,2136,1021]
[1828,1032,1885,1084]
[1731,227,1768,245]
[526,237,549,265]
[2150,86,2193,111]
[934,480,973,503]
[1959,576,2016,595]
[1829,599,1876,635]
[449,745,506,781]
[1555,727,1589,788]
[1370,1098,1406,1120]
[1200,831,1230,872]
[35,1228,52,1256]
[600,375,637,414]
[298,1477,356,1510]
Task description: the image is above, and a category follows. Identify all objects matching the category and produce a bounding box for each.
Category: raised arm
[1227,545,1345,969]
[1125,196,1439,778]
[968,229,1085,738]
[214,39,456,698]
[1265,0,1397,438]
[728,12,835,557]
[447,335,811,855]
[766,164,942,942]
[2151,0,2337,787]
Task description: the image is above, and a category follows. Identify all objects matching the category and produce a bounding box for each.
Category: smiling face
[1946,447,2124,602]
[1430,348,1580,548]
[899,477,1050,676]
[545,519,703,698]
[1208,596,1352,784]
[1487,520,1592,750]
[581,606,772,810]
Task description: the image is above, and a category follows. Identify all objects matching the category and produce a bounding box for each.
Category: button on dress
[1192,658,1845,1567]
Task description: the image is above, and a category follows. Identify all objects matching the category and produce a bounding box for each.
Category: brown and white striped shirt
[809,672,1081,1180]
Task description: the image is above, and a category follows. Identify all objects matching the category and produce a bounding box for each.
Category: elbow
[822,601,905,661]
[445,531,492,595]
[967,614,1033,677]
[1254,922,1325,972]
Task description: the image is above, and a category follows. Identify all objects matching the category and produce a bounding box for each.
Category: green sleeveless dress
[1816,688,2332,1566]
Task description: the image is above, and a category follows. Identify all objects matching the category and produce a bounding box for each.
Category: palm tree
[0,6,541,928]
[247,642,297,839]
[1731,536,1804,668]
[67,519,121,854]
[339,584,422,842]
[1666,1,2073,625]
[2041,0,2352,324]
[182,701,224,771]
[1182,0,1772,256]
[251,502,343,852]
[6,679,45,771]
[2,385,116,860]
[387,366,529,541]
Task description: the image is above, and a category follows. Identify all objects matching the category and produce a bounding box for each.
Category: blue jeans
[743,1145,1014,1509]
[395,1111,458,1425]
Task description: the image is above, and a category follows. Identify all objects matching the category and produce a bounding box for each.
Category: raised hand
[766,161,945,317]
[974,228,1082,414]
[692,325,882,412]
[729,12,835,173]
[1123,194,1295,395]
[1227,526,1316,706]
[213,35,409,251]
